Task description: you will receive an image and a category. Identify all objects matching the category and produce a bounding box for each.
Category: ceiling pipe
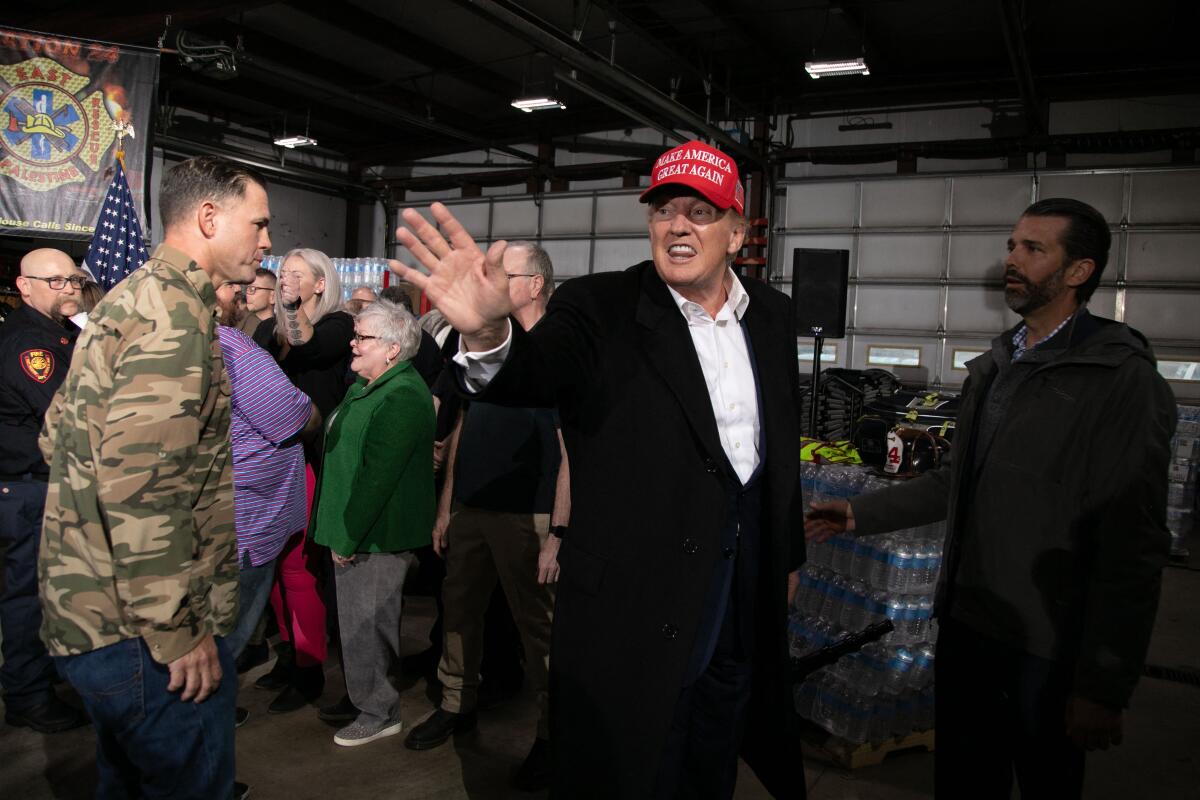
[234,47,539,163]
[552,71,687,145]
[453,0,764,167]
[156,134,374,196]
[997,0,1047,134]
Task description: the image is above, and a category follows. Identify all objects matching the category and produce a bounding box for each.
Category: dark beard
[218,304,245,328]
[1004,263,1067,316]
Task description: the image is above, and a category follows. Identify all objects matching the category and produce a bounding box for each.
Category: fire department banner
[0,29,157,240]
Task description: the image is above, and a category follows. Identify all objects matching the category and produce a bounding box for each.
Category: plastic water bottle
[856,643,886,696]
[819,574,847,625]
[801,461,820,499]
[909,642,936,689]
[840,578,869,632]
[868,690,897,745]
[794,676,820,719]
[844,693,872,744]
[881,594,907,640]
[850,536,875,581]
[914,596,934,641]
[883,647,914,692]
[886,540,914,593]
[869,536,893,591]
[831,534,855,574]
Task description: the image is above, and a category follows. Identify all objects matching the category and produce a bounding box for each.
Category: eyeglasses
[352,333,380,343]
[505,273,537,280]
[25,275,87,290]
[245,285,274,295]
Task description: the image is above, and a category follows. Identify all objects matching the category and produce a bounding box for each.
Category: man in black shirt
[0,248,89,733]
[404,242,568,792]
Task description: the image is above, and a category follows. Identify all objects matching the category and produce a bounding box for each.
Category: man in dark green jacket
[807,198,1175,799]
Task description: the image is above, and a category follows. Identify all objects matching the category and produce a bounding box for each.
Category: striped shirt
[217,326,312,566]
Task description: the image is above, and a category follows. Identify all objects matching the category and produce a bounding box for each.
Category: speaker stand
[808,334,824,438]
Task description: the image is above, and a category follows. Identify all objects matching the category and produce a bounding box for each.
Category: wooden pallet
[801,724,935,769]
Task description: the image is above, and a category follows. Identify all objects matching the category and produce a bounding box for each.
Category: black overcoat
[475,261,807,798]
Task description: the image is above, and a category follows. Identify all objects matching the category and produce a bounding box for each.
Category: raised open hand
[389,202,513,351]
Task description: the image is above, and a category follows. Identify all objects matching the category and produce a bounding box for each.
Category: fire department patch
[19,348,54,382]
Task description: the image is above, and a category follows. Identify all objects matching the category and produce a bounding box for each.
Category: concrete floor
[3,553,1198,800]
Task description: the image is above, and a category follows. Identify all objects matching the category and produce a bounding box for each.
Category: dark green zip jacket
[852,311,1175,708]
[311,360,434,558]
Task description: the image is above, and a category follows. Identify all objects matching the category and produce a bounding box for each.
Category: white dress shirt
[454,268,762,484]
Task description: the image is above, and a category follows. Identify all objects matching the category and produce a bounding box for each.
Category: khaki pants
[437,504,555,739]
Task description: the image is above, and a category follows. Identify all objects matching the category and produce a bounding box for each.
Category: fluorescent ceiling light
[511,96,566,112]
[274,134,318,149]
[805,58,870,79]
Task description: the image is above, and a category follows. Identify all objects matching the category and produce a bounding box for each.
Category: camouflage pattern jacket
[38,244,237,665]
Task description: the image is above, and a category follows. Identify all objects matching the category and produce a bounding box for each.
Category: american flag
[84,158,148,290]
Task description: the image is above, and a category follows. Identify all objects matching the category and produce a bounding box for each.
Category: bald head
[17,248,83,321]
[20,248,76,277]
[346,286,378,315]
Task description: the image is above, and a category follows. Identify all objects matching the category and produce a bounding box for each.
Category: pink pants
[268,464,327,668]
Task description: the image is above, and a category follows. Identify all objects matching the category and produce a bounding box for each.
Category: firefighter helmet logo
[0,56,117,191]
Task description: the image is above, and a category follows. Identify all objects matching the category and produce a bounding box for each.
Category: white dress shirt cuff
[451,321,513,392]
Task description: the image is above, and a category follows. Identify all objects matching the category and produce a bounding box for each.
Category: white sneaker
[334,719,404,747]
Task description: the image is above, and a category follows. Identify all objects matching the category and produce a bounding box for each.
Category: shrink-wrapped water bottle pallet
[799,722,935,770]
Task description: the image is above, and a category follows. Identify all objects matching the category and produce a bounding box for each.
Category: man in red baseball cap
[391,139,805,799]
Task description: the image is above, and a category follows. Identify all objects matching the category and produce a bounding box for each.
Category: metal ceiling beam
[587,0,756,122]
[10,4,274,44]
[774,126,1200,165]
[155,134,373,196]
[234,49,539,163]
[552,135,668,160]
[553,71,686,145]
[283,0,516,97]
[997,0,1046,134]
[451,0,764,167]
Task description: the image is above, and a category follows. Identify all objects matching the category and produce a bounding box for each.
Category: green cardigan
[311,360,434,557]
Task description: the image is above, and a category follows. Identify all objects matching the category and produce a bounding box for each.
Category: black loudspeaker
[791,248,850,339]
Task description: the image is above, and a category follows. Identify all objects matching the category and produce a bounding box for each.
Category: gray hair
[508,241,554,296]
[357,299,421,362]
[274,248,343,328]
[419,308,449,337]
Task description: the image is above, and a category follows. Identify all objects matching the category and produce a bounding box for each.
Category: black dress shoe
[318,694,359,723]
[236,642,270,674]
[511,737,551,792]
[267,665,324,714]
[235,707,250,728]
[4,696,88,733]
[404,708,477,751]
[254,642,294,691]
[233,780,250,800]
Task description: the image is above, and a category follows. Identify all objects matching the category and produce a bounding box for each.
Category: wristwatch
[550,525,568,539]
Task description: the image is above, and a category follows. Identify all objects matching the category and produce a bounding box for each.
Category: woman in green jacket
[311,298,434,747]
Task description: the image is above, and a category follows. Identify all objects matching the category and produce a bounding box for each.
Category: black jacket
[0,304,79,477]
[852,311,1175,709]
[472,262,806,799]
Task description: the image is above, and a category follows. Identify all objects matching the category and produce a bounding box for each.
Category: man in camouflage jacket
[38,156,271,799]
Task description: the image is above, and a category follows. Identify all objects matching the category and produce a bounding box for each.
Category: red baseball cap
[640,140,745,215]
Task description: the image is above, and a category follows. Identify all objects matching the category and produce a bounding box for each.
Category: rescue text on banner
[0,28,158,240]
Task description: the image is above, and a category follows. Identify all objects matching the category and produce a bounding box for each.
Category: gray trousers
[334,551,415,727]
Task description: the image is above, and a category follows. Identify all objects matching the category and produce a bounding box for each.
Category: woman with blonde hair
[256,247,354,714]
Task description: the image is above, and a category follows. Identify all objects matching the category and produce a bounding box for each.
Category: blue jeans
[56,636,236,800]
[224,552,277,659]
[0,477,54,712]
